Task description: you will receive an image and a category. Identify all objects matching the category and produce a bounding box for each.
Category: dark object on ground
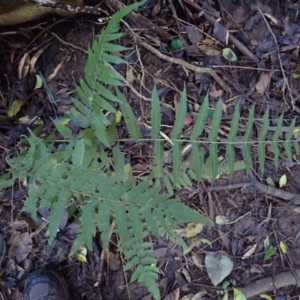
[23,269,70,300]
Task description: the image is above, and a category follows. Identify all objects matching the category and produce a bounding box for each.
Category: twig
[136,38,231,93]
[207,170,300,204]
[258,8,294,109]
[183,0,259,62]
[233,268,300,299]
[105,0,174,41]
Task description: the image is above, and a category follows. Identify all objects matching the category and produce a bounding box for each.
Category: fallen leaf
[255,73,270,94]
[191,291,204,300]
[216,215,230,225]
[76,253,87,263]
[279,241,288,254]
[279,174,287,188]
[163,287,180,300]
[222,48,237,62]
[191,253,203,271]
[8,232,32,263]
[104,251,121,271]
[7,100,25,118]
[174,223,203,238]
[259,294,272,299]
[242,244,257,259]
[233,288,246,300]
[264,245,276,260]
[222,292,229,300]
[34,74,43,89]
[263,236,270,250]
[126,68,134,85]
[185,25,203,44]
[198,39,221,56]
[205,252,233,286]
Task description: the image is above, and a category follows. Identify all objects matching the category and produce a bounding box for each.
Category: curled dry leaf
[215,215,230,225]
[104,251,121,271]
[242,244,257,260]
[255,73,270,94]
[174,223,204,238]
[163,287,180,300]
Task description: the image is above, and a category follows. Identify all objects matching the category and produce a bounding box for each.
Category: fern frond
[257,107,269,174]
[271,113,284,170]
[207,100,222,181]
[284,118,296,161]
[70,0,146,147]
[226,103,240,179]
[242,105,255,173]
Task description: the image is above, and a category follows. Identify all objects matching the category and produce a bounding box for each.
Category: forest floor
[1,0,300,299]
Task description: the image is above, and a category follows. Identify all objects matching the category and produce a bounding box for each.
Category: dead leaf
[191,253,203,271]
[191,291,204,300]
[104,251,121,271]
[242,244,257,259]
[174,223,203,238]
[163,288,180,300]
[205,252,233,286]
[8,232,32,263]
[197,39,221,56]
[255,73,270,94]
[126,68,134,85]
[185,26,203,44]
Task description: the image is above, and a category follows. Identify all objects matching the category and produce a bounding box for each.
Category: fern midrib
[20,169,174,211]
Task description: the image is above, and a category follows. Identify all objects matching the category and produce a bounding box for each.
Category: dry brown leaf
[103,251,121,271]
[191,253,203,271]
[255,73,270,94]
[242,244,257,259]
[163,288,180,300]
[8,232,32,263]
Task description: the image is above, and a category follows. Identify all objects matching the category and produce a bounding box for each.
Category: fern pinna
[1,0,300,299]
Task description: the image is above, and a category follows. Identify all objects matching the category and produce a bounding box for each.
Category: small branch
[137,39,231,93]
[234,268,300,299]
[207,170,300,204]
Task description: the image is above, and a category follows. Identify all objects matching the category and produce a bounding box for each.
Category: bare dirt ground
[1,0,300,299]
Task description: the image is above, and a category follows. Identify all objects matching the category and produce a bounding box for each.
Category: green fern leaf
[117,89,142,139]
[171,87,187,140]
[71,140,85,166]
[53,119,74,140]
[151,86,163,177]
[81,201,96,251]
[169,202,213,225]
[172,141,182,184]
[190,92,209,140]
[226,103,240,179]
[208,100,222,181]
[115,202,130,242]
[243,105,255,173]
[113,145,125,174]
[190,143,204,182]
[271,113,283,170]
[0,174,14,190]
[48,199,69,244]
[128,206,144,241]
[97,201,111,251]
[284,118,295,161]
[257,107,269,174]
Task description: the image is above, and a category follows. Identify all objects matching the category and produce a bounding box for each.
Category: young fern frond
[70,0,145,147]
[143,86,300,190]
